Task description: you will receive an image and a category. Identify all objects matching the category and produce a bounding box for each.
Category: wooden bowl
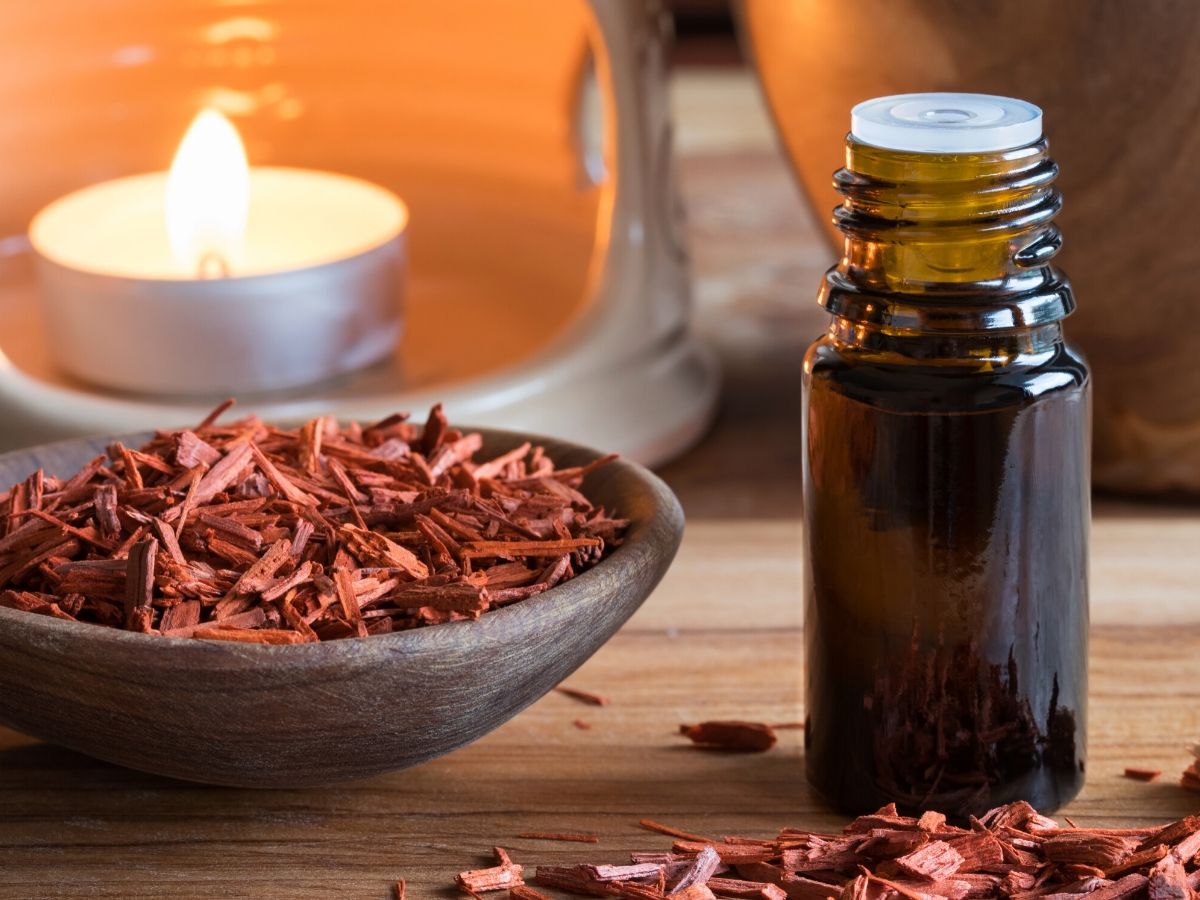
[0,429,683,787]
[740,0,1200,496]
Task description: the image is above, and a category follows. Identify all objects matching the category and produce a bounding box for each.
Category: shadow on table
[0,739,191,791]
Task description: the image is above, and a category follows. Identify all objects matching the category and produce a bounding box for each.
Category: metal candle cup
[28,112,407,397]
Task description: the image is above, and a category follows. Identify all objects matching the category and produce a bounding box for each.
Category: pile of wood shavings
[445,801,1200,899]
[0,403,626,642]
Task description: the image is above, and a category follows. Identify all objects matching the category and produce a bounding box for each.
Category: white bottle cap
[851,92,1043,153]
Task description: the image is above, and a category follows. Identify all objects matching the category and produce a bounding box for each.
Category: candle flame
[165,109,250,276]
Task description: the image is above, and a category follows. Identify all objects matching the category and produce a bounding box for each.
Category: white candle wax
[28,115,407,396]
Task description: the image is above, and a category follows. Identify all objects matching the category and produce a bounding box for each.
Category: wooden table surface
[3,70,1200,899]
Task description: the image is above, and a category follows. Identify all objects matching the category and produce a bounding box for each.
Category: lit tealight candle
[29,109,408,396]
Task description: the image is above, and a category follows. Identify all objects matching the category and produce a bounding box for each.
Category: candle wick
[196,251,231,279]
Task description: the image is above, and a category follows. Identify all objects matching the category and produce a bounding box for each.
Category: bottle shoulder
[803,333,1089,413]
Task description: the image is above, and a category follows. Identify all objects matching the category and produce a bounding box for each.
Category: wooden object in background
[0,429,684,787]
[741,0,1200,495]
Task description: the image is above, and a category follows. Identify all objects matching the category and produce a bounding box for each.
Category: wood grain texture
[1,616,1199,898]
[1,69,1199,899]
[0,429,683,788]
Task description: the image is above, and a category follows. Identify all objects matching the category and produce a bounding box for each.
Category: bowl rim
[0,425,684,660]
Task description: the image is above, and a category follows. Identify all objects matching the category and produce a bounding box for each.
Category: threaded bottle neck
[819,138,1074,337]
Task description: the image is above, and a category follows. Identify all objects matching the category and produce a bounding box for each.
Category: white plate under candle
[28,114,408,397]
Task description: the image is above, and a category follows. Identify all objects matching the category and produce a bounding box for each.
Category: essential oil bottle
[802,94,1089,818]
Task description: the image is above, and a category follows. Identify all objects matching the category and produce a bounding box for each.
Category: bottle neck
[818,137,1074,361]
[826,316,1063,369]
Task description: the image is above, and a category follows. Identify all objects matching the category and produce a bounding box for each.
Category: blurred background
[668,0,742,65]
[666,0,1200,506]
[1,0,1195,505]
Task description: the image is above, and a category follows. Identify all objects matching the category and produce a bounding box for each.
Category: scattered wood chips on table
[457,848,525,893]
[0,403,627,642]
[1123,768,1162,783]
[679,721,779,753]
[555,686,612,706]
[433,801,1200,898]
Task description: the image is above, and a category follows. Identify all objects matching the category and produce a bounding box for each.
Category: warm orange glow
[165,109,250,276]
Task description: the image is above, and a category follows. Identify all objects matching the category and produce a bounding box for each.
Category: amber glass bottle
[802,94,1089,818]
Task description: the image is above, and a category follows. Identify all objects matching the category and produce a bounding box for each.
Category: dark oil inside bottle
[802,132,1090,819]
